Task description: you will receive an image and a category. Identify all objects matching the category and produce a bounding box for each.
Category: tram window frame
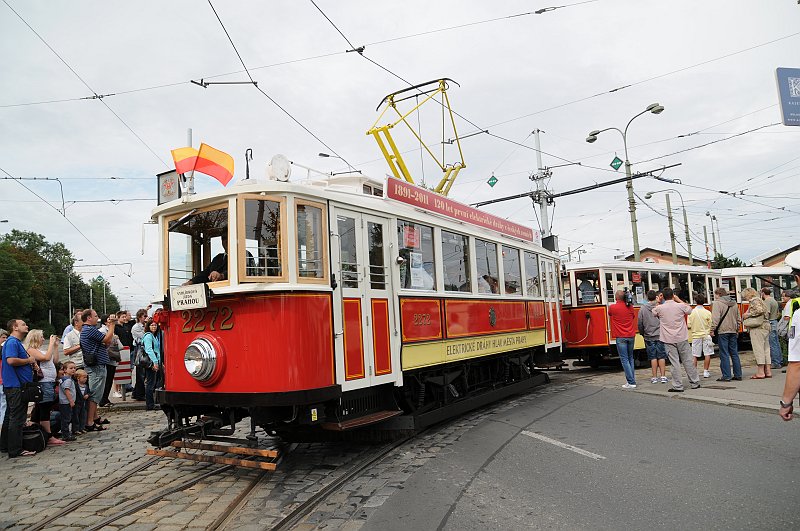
[627,270,650,306]
[236,194,288,283]
[164,203,230,291]
[690,273,708,305]
[441,230,471,293]
[501,245,522,296]
[475,238,500,295]
[671,272,690,302]
[295,199,329,284]
[523,251,541,298]
[397,219,436,291]
[575,269,601,305]
[650,271,669,293]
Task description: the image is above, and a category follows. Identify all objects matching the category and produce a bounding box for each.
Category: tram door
[332,208,398,392]
[541,257,561,347]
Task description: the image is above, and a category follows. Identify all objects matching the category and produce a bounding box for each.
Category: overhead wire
[1,0,168,168]
[206,0,354,169]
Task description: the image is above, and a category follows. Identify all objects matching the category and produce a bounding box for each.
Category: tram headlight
[184,338,218,382]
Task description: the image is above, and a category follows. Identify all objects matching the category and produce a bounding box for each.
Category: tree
[711,253,745,269]
[0,248,34,321]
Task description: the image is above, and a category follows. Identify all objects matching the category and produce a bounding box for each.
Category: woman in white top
[24,329,65,445]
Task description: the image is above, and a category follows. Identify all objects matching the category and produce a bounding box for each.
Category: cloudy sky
[2,0,799,309]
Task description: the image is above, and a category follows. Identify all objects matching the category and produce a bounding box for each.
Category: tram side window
[501,246,521,296]
[628,271,650,305]
[650,271,669,293]
[561,275,572,306]
[672,272,690,302]
[691,274,707,304]
[441,230,470,292]
[575,270,600,304]
[167,207,229,288]
[523,251,541,297]
[242,199,282,279]
[296,203,325,280]
[397,220,435,290]
[475,239,499,294]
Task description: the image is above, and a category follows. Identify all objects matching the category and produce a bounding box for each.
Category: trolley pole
[665,193,678,264]
[531,129,551,237]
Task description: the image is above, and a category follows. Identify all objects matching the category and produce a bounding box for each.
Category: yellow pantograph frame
[367,79,466,196]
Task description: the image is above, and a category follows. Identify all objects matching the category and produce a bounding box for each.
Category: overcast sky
[2,0,799,310]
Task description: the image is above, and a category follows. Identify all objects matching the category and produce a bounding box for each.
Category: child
[58,361,77,441]
[73,370,90,435]
[688,293,714,378]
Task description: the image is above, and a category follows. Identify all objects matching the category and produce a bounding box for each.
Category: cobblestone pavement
[0,373,593,531]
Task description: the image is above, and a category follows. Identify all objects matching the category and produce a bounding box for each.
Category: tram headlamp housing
[184,337,220,383]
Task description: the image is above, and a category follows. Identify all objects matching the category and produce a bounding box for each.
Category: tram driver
[577,271,599,304]
[183,234,228,285]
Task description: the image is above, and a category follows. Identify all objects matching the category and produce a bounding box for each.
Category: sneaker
[660,376,669,383]
[112,391,123,398]
[47,437,66,446]
[716,377,731,382]
[651,377,659,384]
[691,383,701,389]
[622,383,637,389]
[703,370,711,378]
[732,376,743,381]
[668,387,684,393]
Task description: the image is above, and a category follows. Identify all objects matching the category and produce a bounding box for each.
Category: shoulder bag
[12,365,43,403]
[743,313,765,329]
[136,336,154,370]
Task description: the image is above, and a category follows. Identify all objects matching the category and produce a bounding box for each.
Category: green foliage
[0,230,123,333]
[711,253,746,269]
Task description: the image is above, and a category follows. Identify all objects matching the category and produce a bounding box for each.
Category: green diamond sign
[610,156,624,171]
[487,175,498,187]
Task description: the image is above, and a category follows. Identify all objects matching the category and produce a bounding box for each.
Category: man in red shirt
[608,290,638,388]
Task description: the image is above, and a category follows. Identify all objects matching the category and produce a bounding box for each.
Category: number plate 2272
[181,307,234,333]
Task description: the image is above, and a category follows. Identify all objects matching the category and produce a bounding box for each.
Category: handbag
[13,365,43,403]
[743,314,765,329]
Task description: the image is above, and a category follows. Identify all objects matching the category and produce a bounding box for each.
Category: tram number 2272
[181,307,234,333]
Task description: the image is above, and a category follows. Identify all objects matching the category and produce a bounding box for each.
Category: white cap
[785,250,800,272]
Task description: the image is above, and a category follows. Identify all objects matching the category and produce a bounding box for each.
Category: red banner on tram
[386,179,538,243]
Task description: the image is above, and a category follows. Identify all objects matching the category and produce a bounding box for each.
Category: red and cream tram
[560,261,720,367]
[150,170,561,443]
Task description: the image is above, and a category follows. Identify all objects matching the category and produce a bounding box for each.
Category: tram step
[322,409,403,431]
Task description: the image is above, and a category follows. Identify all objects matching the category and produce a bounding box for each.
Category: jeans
[0,387,28,457]
[0,384,6,428]
[59,404,73,438]
[144,368,163,410]
[616,337,636,385]
[717,333,742,380]
[645,339,668,361]
[768,320,782,367]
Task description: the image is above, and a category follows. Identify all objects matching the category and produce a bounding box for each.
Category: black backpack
[22,424,47,453]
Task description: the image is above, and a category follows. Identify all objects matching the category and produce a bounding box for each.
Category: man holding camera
[653,288,700,392]
[608,289,638,389]
[79,309,116,432]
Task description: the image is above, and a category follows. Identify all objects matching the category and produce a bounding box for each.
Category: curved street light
[586,103,665,261]
[644,189,692,265]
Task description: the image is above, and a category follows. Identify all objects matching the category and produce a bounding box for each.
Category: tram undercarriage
[148,347,551,447]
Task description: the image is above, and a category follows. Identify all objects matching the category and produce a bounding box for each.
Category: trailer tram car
[560,261,720,367]
[719,266,798,336]
[149,169,561,445]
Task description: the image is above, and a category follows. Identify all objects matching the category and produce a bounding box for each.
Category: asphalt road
[363,382,800,530]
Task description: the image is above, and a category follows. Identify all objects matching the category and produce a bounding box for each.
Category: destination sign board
[386,178,539,243]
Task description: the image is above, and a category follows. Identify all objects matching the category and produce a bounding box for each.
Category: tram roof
[719,266,792,277]
[564,261,714,274]
[151,173,556,256]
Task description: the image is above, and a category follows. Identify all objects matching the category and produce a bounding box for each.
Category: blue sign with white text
[776,67,800,126]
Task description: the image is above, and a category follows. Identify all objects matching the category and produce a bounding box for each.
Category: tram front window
[242,198,283,279]
[167,206,229,288]
[575,270,600,304]
[502,246,521,296]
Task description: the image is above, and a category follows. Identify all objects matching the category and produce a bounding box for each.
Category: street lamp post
[705,211,722,257]
[586,103,665,262]
[645,189,692,265]
[318,152,360,175]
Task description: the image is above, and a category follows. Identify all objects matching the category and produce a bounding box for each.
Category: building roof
[623,247,706,265]
[749,243,800,266]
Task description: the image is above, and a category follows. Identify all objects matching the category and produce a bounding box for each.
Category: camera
[623,287,634,307]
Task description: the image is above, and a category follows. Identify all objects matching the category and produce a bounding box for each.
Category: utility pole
[703,226,711,268]
[665,193,678,264]
[681,201,692,265]
[531,129,552,237]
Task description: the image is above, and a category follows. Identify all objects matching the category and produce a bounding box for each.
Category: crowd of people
[609,272,800,392]
[0,306,163,458]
